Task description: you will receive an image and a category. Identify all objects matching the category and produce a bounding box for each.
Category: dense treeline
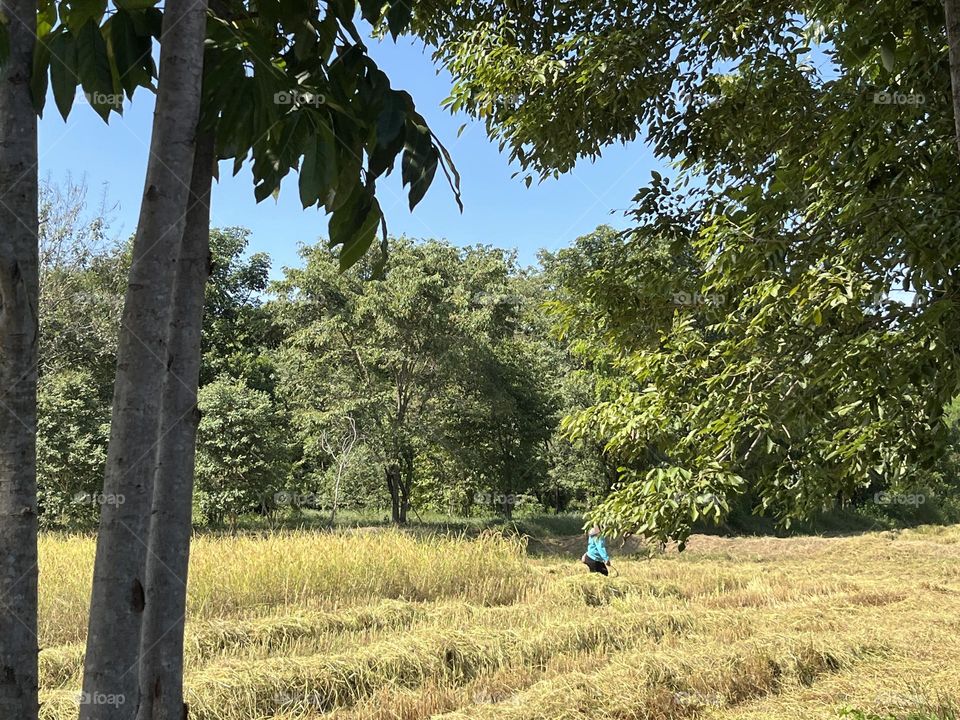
[36,181,612,528]
[38,181,960,531]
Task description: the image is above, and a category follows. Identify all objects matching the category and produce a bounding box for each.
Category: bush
[195,376,291,525]
[36,369,110,529]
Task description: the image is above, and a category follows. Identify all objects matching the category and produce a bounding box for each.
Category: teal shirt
[586,535,609,563]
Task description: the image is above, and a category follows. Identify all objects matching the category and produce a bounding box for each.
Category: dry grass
[37,525,960,719]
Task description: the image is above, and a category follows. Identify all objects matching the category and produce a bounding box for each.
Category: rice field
[37,525,960,719]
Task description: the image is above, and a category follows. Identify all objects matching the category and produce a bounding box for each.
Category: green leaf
[401,120,438,210]
[338,199,381,270]
[376,90,407,149]
[64,0,107,33]
[369,91,410,177]
[299,122,338,208]
[37,0,58,37]
[386,0,412,39]
[76,20,116,120]
[128,7,162,38]
[254,181,276,203]
[408,146,438,211]
[31,35,52,115]
[108,9,152,96]
[879,39,895,72]
[49,30,78,120]
[329,186,382,270]
[358,0,384,24]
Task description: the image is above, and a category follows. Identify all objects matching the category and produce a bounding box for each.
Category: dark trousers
[584,557,608,575]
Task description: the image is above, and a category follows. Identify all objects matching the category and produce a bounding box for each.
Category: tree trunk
[0,0,39,713]
[330,460,343,527]
[386,464,403,524]
[80,0,209,715]
[946,0,960,158]
[136,128,215,720]
[399,447,414,523]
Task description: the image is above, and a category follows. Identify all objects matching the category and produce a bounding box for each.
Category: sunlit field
[37,527,960,720]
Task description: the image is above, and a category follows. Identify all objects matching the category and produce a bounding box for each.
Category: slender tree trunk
[0,0,39,713]
[80,0,209,715]
[399,447,414,524]
[386,464,402,524]
[397,470,410,525]
[136,128,215,720]
[946,0,960,159]
[330,464,343,526]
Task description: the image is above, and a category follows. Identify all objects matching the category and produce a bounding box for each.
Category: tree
[38,179,125,389]
[36,369,111,528]
[79,0,210,715]
[318,414,360,525]
[201,228,274,392]
[274,239,468,523]
[438,246,565,516]
[137,129,216,720]
[273,239,565,522]
[195,375,290,525]
[35,180,122,530]
[419,0,960,542]
[0,0,465,708]
[0,0,40,712]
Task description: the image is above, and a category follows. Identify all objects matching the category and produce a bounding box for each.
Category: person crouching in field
[582,526,611,575]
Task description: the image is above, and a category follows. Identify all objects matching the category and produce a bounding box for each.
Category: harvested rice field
[37,526,960,719]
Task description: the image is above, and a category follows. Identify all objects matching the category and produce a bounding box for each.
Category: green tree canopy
[416,1,960,540]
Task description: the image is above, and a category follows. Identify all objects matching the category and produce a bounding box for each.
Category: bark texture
[0,0,39,715]
[137,129,215,720]
[947,0,960,158]
[80,0,209,715]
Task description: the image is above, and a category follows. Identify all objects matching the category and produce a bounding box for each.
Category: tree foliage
[418,0,960,542]
[25,0,463,269]
[272,237,562,522]
[195,375,290,525]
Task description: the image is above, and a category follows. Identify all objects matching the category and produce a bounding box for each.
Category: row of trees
[39,182,960,539]
[37,182,616,530]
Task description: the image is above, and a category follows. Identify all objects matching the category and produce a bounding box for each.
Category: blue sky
[38,36,662,276]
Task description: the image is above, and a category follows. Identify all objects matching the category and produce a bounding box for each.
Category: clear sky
[38,35,663,276]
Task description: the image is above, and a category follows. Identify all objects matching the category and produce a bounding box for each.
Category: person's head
[588,526,601,537]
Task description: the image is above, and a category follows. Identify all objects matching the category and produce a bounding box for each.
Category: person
[581,525,611,575]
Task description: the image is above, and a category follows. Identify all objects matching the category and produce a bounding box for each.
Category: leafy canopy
[418,0,960,541]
